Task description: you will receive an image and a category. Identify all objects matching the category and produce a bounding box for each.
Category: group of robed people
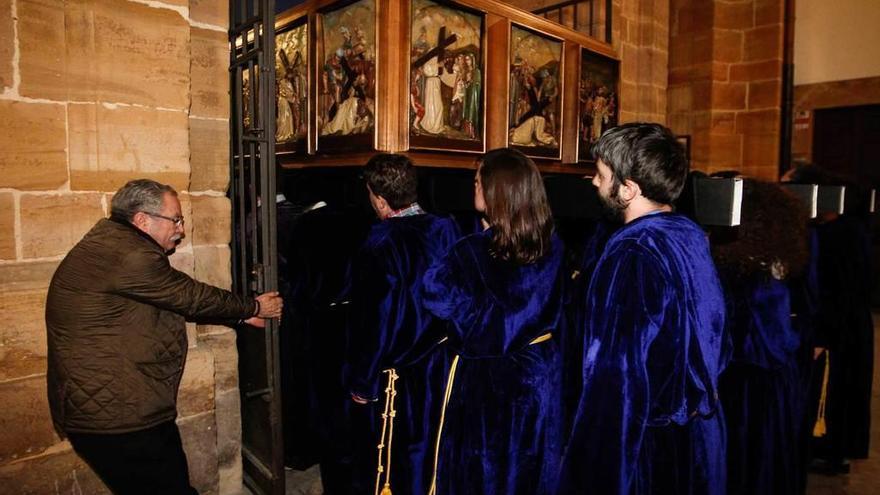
[276,122,875,495]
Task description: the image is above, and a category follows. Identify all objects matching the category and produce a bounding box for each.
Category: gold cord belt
[375,369,399,495]
[427,332,553,495]
[813,351,830,437]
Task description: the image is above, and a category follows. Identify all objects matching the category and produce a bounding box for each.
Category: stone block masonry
[0,0,242,492]
[668,0,785,180]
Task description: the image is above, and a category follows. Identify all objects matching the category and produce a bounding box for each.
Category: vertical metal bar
[249,146,258,271]
[239,0,246,34]
[779,0,795,177]
[249,61,258,131]
[605,0,612,43]
[258,0,281,490]
[249,60,260,132]
[589,0,595,38]
[255,22,262,52]
[234,66,248,295]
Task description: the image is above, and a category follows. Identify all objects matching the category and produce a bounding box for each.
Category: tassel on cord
[375,369,399,495]
[813,351,830,437]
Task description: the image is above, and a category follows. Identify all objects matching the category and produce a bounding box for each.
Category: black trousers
[67,420,198,495]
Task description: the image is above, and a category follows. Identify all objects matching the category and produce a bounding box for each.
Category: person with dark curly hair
[558,123,727,495]
[422,148,565,494]
[711,179,810,495]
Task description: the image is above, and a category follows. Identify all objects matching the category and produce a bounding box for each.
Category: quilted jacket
[46,217,256,435]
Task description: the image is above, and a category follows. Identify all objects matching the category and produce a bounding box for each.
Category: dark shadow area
[274,164,604,484]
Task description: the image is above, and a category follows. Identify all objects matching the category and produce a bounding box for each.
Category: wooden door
[813,104,880,184]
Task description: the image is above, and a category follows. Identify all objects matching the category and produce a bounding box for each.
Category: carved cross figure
[412,26,458,71]
[279,49,297,77]
[328,54,365,121]
[516,73,552,127]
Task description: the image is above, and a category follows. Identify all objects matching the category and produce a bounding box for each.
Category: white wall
[794,0,880,85]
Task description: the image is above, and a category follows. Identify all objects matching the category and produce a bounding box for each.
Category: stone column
[615,0,670,124]
[668,0,784,179]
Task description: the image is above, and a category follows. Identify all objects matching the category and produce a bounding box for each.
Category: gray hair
[110,179,177,221]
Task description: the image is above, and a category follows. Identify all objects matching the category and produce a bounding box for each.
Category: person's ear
[374,194,392,218]
[131,212,150,231]
[620,179,641,203]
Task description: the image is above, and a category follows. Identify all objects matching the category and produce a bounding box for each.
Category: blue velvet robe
[561,221,617,432]
[344,213,460,495]
[559,213,728,495]
[422,230,565,495]
[719,276,801,495]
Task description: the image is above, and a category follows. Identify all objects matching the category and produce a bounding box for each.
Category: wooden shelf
[278,149,595,175]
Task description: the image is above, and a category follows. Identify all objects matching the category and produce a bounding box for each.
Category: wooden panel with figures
[317,0,377,153]
[578,48,619,163]
[409,0,486,153]
[271,0,620,173]
[508,24,564,160]
[275,17,309,154]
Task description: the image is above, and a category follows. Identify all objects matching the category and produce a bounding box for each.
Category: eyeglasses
[145,212,185,227]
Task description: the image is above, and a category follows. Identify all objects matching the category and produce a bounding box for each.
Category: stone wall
[0,0,241,493]
[667,0,784,180]
[615,0,669,124]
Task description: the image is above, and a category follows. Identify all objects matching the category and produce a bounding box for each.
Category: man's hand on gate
[255,291,283,318]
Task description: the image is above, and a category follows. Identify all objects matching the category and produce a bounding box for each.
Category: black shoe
[808,458,850,475]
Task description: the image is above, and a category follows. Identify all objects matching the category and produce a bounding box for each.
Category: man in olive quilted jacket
[46,179,283,494]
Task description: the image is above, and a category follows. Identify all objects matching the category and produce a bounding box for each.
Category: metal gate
[229,0,283,493]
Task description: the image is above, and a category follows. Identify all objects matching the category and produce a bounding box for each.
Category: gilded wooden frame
[315,0,379,154]
[275,15,310,155]
[577,47,619,163]
[507,22,565,161]
[407,0,488,154]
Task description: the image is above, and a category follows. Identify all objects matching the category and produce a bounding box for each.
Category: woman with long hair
[422,148,564,494]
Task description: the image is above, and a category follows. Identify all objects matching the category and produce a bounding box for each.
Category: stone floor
[240,465,322,495]
[283,465,322,495]
[267,314,880,495]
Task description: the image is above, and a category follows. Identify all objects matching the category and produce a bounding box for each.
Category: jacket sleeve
[113,247,257,320]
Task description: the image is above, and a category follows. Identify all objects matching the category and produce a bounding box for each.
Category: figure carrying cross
[509,67,558,147]
[412,27,458,135]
